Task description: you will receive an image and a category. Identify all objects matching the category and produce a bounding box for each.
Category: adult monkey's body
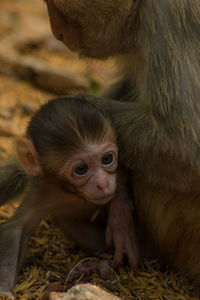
[45,0,200,283]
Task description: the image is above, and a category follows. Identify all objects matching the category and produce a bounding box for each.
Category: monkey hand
[106,188,140,272]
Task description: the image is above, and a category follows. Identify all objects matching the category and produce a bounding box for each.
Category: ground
[0,1,199,299]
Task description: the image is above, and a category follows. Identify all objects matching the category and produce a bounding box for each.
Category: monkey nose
[46,0,65,41]
[96,177,109,195]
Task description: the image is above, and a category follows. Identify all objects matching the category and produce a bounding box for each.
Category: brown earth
[0,1,199,299]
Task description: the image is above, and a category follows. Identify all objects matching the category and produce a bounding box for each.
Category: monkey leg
[68,258,112,281]
[55,216,113,279]
[134,181,200,284]
[0,195,47,298]
[55,216,106,254]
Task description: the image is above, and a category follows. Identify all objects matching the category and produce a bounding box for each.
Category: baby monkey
[0,95,139,299]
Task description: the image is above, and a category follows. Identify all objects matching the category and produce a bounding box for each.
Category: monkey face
[45,0,134,59]
[62,142,118,204]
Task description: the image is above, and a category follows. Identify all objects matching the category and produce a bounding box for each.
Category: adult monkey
[44,0,200,284]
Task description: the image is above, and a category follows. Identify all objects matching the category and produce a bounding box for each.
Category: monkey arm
[106,185,139,271]
[85,95,148,169]
[101,79,136,102]
[0,191,48,299]
[86,94,199,192]
[0,223,23,300]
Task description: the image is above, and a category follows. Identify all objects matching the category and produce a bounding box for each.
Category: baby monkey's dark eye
[101,153,114,165]
[74,164,88,176]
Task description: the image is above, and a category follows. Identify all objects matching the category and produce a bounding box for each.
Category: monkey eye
[101,153,114,166]
[74,164,89,176]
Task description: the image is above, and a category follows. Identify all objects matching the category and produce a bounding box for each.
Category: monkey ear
[17,137,42,176]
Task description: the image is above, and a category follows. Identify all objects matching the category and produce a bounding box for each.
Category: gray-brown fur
[26,95,112,176]
[45,0,200,283]
[0,159,28,205]
[0,95,139,298]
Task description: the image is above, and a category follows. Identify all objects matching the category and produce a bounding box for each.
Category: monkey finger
[112,238,124,267]
[125,239,140,271]
[105,225,113,248]
[126,248,139,272]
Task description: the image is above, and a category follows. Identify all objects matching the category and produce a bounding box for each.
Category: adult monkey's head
[44,0,136,59]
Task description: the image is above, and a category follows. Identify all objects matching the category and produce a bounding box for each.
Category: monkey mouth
[47,0,81,51]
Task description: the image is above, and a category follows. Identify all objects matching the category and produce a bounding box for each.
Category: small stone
[49,283,121,300]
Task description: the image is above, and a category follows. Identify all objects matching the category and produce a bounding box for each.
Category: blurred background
[0,0,116,157]
[0,1,198,299]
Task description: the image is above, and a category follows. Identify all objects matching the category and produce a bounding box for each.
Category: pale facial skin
[63,142,118,204]
[18,136,118,205]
